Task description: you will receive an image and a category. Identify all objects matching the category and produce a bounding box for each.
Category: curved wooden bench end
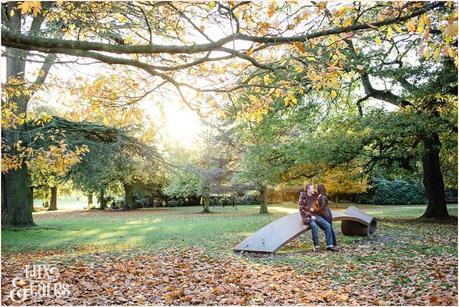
[341,218,377,236]
[339,206,377,236]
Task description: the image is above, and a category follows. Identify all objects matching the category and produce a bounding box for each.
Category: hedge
[370,179,427,205]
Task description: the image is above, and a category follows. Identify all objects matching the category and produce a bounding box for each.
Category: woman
[316,184,337,247]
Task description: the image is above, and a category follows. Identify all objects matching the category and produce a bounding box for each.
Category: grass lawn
[1,203,457,305]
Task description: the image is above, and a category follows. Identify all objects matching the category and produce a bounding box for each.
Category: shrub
[445,189,458,203]
[371,179,427,205]
[109,197,123,210]
[134,196,150,208]
[356,192,372,204]
[119,199,127,210]
[152,198,165,207]
[167,199,185,207]
[218,197,230,207]
[240,194,260,205]
[209,196,219,207]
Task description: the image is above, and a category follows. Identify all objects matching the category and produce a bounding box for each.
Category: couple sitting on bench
[299,184,338,252]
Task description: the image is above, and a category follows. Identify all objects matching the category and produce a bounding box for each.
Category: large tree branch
[1,51,100,65]
[1,2,443,55]
[2,41,286,97]
[30,29,66,95]
[344,38,413,108]
[359,72,412,107]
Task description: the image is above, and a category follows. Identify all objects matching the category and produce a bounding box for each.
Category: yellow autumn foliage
[18,1,41,16]
[317,166,368,198]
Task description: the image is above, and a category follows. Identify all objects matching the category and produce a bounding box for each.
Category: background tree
[315,165,368,203]
[223,2,457,218]
[339,21,457,217]
[1,1,67,226]
[66,123,163,210]
[164,126,235,213]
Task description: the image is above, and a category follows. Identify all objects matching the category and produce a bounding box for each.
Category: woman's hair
[317,184,327,196]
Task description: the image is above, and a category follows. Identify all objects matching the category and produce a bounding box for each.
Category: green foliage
[67,142,120,193]
[59,118,165,207]
[228,97,323,187]
[445,189,458,202]
[163,126,237,206]
[164,169,203,199]
[370,178,427,205]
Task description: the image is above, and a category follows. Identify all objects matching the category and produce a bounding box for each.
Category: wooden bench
[233,206,377,253]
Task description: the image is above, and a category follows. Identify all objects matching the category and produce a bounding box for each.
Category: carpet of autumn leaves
[1,211,458,306]
[3,248,362,305]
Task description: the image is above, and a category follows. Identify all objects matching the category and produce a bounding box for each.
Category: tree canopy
[1,1,457,226]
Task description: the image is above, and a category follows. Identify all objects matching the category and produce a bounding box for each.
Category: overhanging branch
[1,2,443,56]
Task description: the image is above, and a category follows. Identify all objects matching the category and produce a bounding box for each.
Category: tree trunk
[1,167,35,227]
[335,195,339,203]
[201,196,210,213]
[30,186,35,212]
[1,6,34,227]
[48,186,57,211]
[99,189,107,210]
[87,192,93,207]
[421,133,449,218]
[1,4,58,227]
[42,187,50,207]
[123,183,134,209]
[259,185,269,214]
[1,174,6,215]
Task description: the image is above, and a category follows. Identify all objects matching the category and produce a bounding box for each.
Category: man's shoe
[312,246,320,252]
[326,246,339,252]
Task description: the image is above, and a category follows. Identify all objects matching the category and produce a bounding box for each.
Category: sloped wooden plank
[233,212,307,253]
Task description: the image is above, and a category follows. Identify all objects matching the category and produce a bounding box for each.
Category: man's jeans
[309,215,334,247]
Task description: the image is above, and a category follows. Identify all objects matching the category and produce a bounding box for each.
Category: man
[299,184,337,252]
